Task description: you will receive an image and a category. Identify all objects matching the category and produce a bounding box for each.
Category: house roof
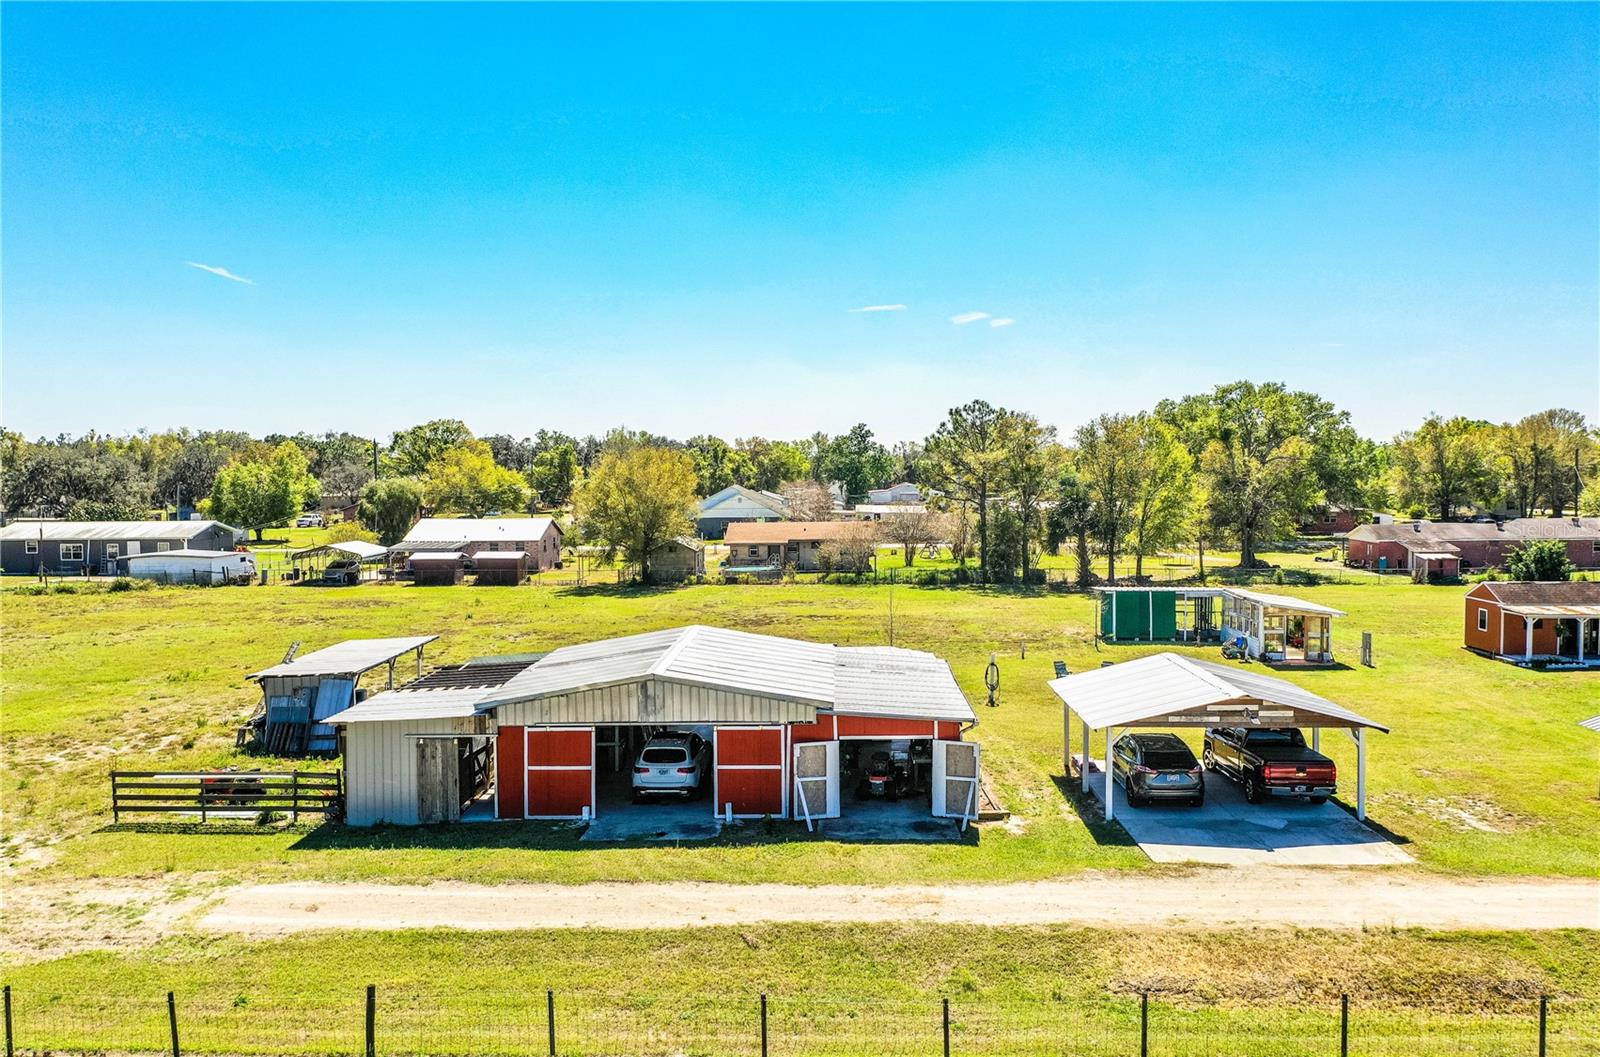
[656,535,704,552]
[1047,652,1387,732]
[249,636,438,679]
[1349,519,1600,545]
[1472,580,1600,617]
[398,517,560,549]
[478,625,976,722]
[725,520,868,544]
[853,504,929,516]
[0,519,234,541]
[697,485,789,518]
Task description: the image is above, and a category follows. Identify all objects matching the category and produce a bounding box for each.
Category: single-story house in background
[1094,586,1345,664]
[396,517,564,572]
[724,521,874,573]
[1463,580,1600,667]
[696,485,790,539]
[851,503,929,520]
[644,536,705,582]
[1299,505,1368,535]
[866,482,925,505]
[0,519,240,576]
[119,549,256,585]
[324,625,980,828]
[1347,518,1600,578]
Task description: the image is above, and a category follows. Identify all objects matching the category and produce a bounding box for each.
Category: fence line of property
[3,984,1593,1057]
[109,769,343,824]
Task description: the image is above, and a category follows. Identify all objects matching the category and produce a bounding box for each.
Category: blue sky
[3,3,1595,443]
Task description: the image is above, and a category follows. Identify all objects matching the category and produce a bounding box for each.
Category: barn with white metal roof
[322,625,980,829]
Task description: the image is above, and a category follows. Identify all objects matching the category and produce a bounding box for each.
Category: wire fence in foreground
[3,985,1595,1056]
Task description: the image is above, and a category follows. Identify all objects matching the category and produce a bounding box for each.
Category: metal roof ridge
[648,625,709,679]
[1167,653,1249,700]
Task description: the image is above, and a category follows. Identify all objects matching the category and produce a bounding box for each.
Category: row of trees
[3,390,1595,576]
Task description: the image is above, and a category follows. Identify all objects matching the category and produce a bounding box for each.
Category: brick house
[1347,518,1600,578]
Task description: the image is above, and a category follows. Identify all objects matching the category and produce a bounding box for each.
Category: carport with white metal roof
[1047,653,1388,822]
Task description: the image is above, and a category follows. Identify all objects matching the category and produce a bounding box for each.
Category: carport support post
[1104,727,1115,822]
[1080,719,1090,793]
[1355,728,1367,821]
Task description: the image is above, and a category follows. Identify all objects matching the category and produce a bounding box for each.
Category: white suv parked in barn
[632,731,710,800]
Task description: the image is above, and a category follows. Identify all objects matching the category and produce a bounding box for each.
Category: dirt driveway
[198,871,1600,935]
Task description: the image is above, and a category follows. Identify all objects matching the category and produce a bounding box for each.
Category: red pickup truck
[1202,727,1335,805]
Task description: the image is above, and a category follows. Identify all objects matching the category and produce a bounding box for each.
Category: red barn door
[525,727,595,819]
[713,726,785,818]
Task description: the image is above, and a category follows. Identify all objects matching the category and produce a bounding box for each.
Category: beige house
[724,521,873,573]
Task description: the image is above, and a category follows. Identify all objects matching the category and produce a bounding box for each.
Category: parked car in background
[631,731,711,800]
[322,559,362,586]
[1111,733,1204,807]
[1203,727,1335,804]
[296,513,325,528]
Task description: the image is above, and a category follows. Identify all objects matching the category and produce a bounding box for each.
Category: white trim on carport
[1049,652,1387,822]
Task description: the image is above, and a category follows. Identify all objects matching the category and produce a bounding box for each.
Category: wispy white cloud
[849,304,907,313]
[185,261,255,285]
[950,311,990,325]
[989,317,1016,328]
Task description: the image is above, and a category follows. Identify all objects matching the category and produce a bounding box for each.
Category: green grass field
[3,924,1596,1055]
[2,566,1596,883]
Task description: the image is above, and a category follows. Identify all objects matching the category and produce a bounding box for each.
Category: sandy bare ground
[198,871,1600,935]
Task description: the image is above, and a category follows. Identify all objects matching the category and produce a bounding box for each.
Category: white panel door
[931,740,980,825]
[792,740,839,825]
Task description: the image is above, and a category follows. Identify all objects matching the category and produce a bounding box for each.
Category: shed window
[106,544,120,559]
[60,543,85,562]
[1477,607,1488,632]
[156,542,171,552]
[748,546,758,557]
[24,539,38,554]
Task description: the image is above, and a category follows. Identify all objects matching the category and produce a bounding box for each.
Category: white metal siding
[344,717,477,826]
[494,679,815,727]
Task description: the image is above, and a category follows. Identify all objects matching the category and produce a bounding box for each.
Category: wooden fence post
[1339,994,1349,1057]
[547,989,556,1057]
[111,772,119,824]
[1538,994,1547,1057]
[291,771,300,825]
[166,991,179,1057]
[760,993,768,1057]
[4,983,13,1057]
[941,997,950,1057]
[365,984,375,1057]
[1139,992,1148,1057]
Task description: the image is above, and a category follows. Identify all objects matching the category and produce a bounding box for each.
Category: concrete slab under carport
[1078,759,1412,866]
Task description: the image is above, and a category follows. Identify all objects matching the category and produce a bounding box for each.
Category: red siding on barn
[835,715,939,739]
[714,766,785,816]
[524,728,594,818]
[495,725,525,820]
[526,768,592,818]
[789,715,837,743]
[715,727,784,765]
[1464,586,1561,656]
[527,728,593,767]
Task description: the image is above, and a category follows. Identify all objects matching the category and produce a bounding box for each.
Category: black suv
[1111,733,1204,807]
